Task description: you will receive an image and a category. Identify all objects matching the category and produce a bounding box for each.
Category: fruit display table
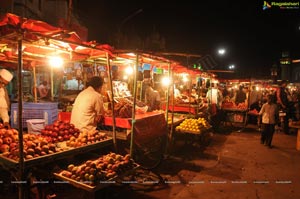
[104,111,167,144]
[172,118,212,147]
[104,111,167,169]
[0,137,113,169]
[161,103,200,115]
[221,108,248,126]
[53,153,139,192]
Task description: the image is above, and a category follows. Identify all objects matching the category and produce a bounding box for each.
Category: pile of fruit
[114,98,133,118]
[1,133,64,161]
[0,127,19,153]
[175,118,210,134]
[59,153,135,185]
[41,120,80,143]
[65,130,108,148]
[222,102,247,110]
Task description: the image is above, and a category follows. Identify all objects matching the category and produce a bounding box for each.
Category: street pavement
[170,126,300,199]
[4,124,299,199]
[111,125,300,199]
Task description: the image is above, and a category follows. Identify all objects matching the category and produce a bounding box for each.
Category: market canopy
[0,13,113,69]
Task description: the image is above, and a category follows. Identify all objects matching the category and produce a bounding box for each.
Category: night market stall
[0,13,138,198]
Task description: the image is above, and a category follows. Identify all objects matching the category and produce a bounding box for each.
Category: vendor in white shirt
[0,69,13,129]
[71,76,105,132]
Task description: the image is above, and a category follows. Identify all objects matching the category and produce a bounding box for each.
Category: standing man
[276,80,289,134]
[71,76,105,132]
[259,94,279,148]
[0,69,13,129]
[145,84,161,111]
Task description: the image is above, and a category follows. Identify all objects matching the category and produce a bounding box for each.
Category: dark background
[74,1,300,78]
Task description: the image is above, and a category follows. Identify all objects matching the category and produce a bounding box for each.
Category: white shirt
[259,102,278,124]
[0,87,9,108]
[71,86,104,132]
[0,87,10,123]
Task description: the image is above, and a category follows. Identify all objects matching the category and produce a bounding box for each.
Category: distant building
[279,51,300,83]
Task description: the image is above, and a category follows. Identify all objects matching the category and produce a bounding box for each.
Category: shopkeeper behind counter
[71,76,105,132]
[0,69,13,128]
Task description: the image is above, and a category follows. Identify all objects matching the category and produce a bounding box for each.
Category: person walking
[258,94,279,148]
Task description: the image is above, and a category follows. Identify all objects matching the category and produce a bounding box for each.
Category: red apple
[58,136,64,142]
[59,124,65,130]
[3,137,12,145]
[0,144,10,153]
[52,132,58,137]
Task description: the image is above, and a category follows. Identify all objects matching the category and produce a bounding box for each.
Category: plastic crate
[10,102,58,129]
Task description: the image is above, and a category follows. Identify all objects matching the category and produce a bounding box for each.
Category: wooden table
[288,124,300,151]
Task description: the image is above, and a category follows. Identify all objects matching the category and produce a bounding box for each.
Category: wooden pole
[32,66,37,102]
[106,53,117,151]
[17,35,25,199]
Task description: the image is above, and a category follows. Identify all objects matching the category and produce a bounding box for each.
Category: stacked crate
[10,102,58,129]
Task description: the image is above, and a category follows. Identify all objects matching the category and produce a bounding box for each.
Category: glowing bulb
[125,67,133,75]
[49,56,63,68]
[162,77,171,86]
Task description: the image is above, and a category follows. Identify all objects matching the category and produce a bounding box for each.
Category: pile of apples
[66,130,108,148]
[0,125,19,154]
[60,152,134,185]
[41,120,80,143]
[1,133,64,161]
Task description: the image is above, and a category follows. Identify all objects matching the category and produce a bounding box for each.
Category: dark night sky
[74,1,300,77]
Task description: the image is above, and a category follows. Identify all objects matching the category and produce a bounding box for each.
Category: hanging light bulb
[49,56,63,68]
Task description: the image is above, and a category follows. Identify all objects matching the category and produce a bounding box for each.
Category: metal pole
[166,63,172,151]
[32,66,37,102]
[106,52,117,151]
[130,53,138,156]
[17,35,25,199]
[139,81,143,101]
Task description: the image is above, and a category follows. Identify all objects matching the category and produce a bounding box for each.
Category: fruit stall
[161,66,209,117]
[0,13,216,198]
[221,101,248,126]
[0,13,139,198]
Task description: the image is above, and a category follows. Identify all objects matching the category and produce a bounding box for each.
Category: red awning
[0,13,113,69]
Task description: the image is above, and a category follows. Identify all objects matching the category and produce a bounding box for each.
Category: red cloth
[105,112,167,145]
[161,104,197,114]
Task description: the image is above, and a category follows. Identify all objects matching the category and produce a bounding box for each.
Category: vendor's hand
[3,122,11,129]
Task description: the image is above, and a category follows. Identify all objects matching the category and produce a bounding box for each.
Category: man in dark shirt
[276,80,289,134]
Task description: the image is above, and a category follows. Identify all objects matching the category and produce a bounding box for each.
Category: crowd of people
[169,81,300,136]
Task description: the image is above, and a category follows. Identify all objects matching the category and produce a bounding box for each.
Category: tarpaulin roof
[0,13,113,69]
[111,50,213,77]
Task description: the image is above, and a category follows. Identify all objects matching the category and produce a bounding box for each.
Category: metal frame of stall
[0,13,116,199]
[110,51,174,156]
